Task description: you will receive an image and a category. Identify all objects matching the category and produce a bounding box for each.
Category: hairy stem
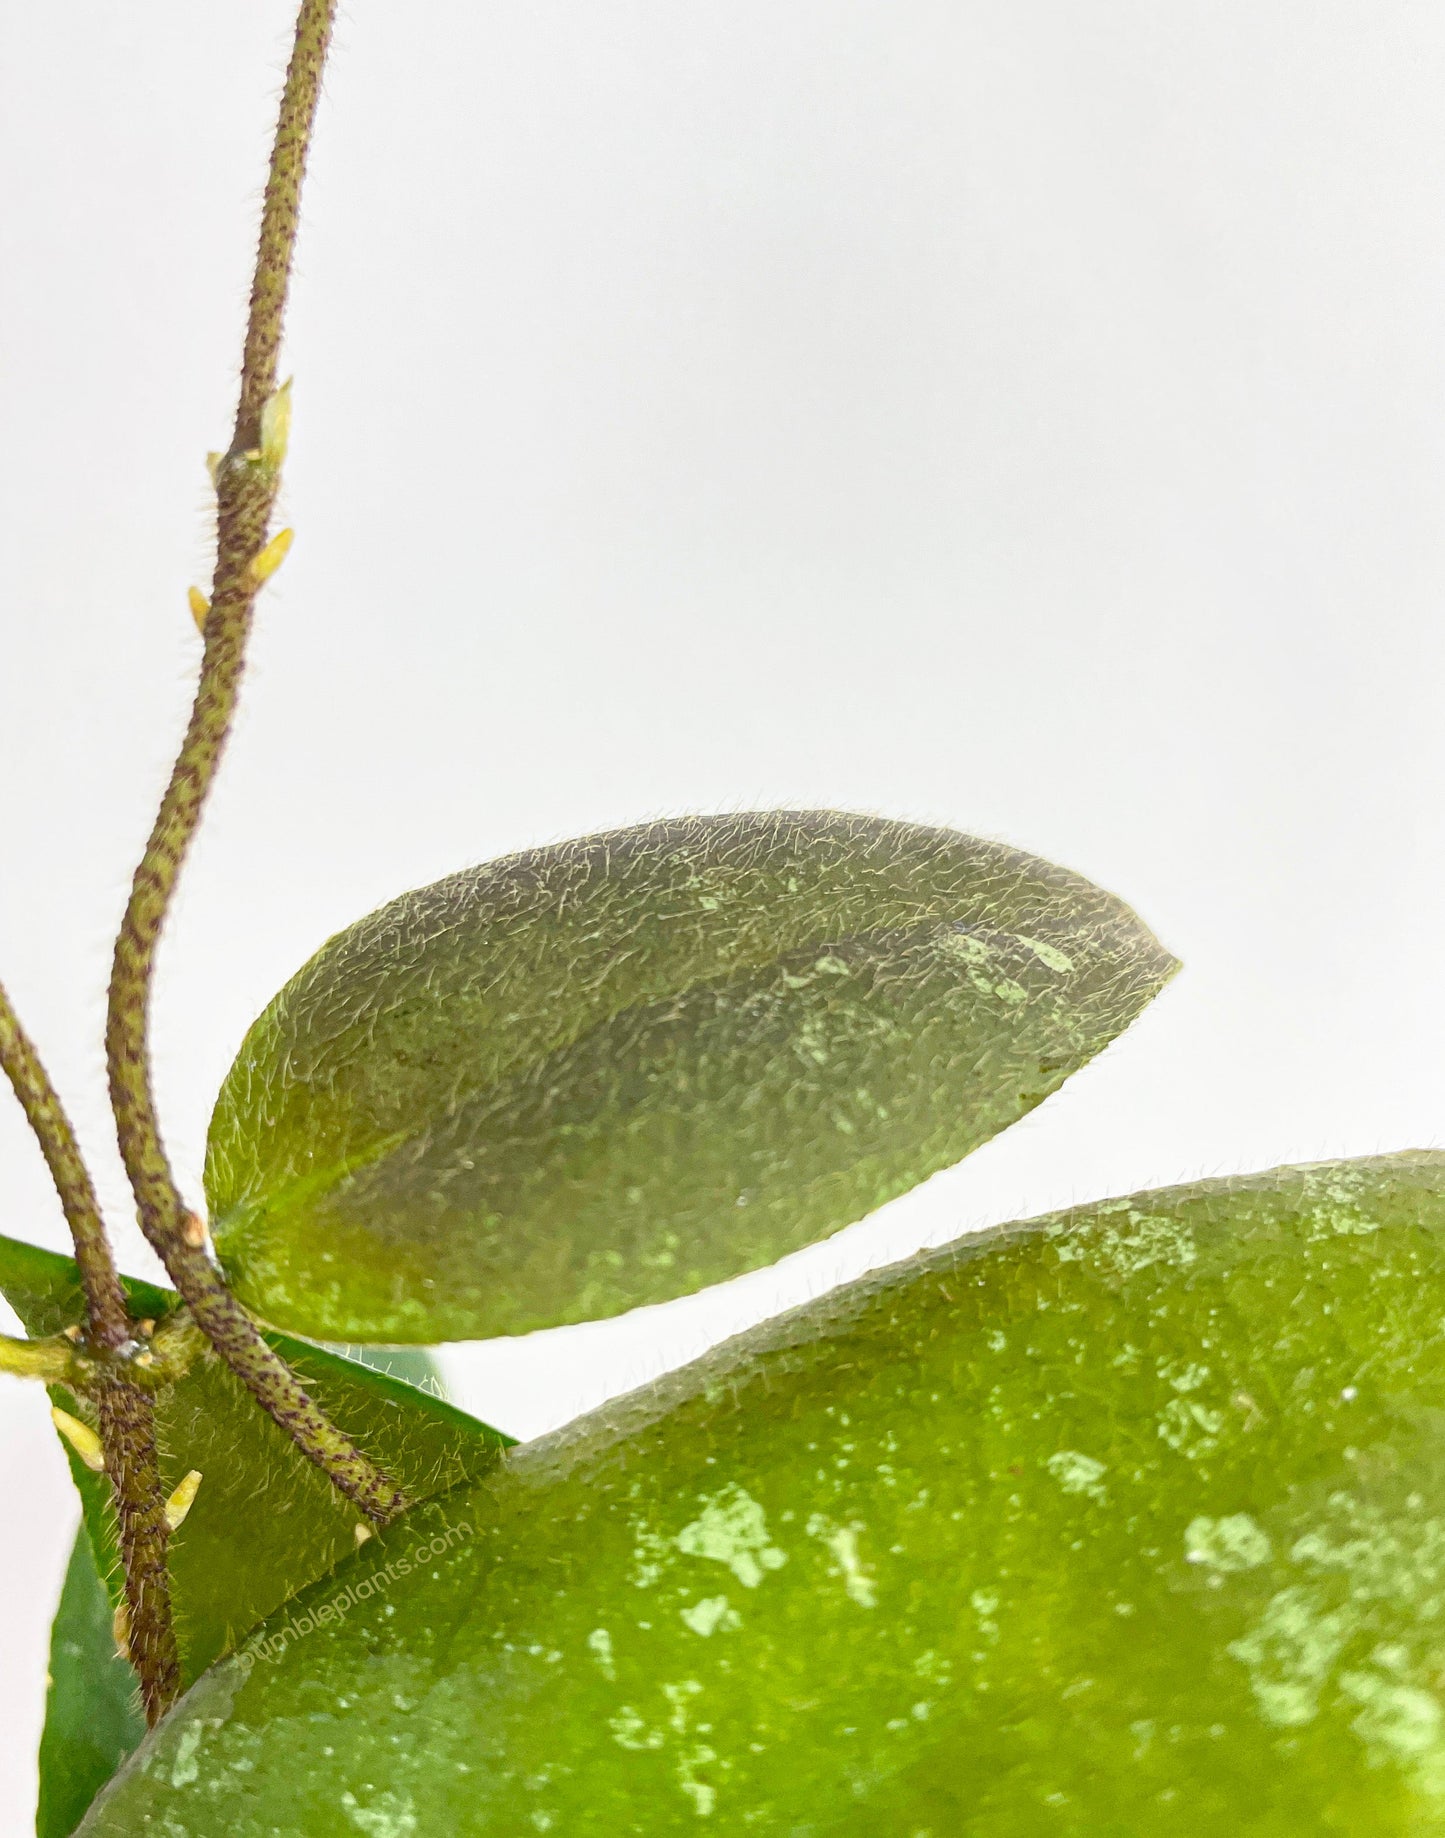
[0,979,181,1718]
[104,0,406,1526]
[0,981,129,1349]
[98,1381,182,1724]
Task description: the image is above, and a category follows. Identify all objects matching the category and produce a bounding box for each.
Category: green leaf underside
[82,1152,1445,1835]
[0,1233,509,1702]
[36,1526,145,1838]
[206,812,1176,1341]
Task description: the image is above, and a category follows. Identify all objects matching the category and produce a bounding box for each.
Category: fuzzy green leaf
[0,1233,508,1697]
[80,1152,1445,1835]
[205,811,1176,1341]
[36,1525,144,1838]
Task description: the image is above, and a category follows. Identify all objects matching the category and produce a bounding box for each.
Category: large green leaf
[0,1233,508,1694]
[205,812,1176,1341]
[80,1152,1445,1834]
[35,1525,144,1838]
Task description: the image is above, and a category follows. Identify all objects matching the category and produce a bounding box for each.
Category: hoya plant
[5,5,1445,1834]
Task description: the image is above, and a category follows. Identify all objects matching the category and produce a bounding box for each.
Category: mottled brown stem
[98,1381,181,1724]
[104,0,406,1526]
[0,982,128,1349]
[0,978,181,1719]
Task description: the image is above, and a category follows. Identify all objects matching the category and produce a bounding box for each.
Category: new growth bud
[188,587,210,632]
[164,1469,203,1532]
[249,528,294,586]
[260,378,293,472]
[51,1405,105,1473]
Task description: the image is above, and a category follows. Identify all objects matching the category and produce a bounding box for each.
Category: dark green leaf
[81,1154,1445,1835]
[206,811,1176,1341]
[0,1233,508,1694]
[36,1525,144,1838]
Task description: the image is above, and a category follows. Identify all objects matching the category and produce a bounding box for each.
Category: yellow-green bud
[259,379,293,473]
[249,528,294,586]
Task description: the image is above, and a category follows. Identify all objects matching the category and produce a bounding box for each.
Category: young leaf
[0,1233,508,1693]
[205,811,1176,1340]
[80,1153,1445,1835]
[36,1526,144,1838]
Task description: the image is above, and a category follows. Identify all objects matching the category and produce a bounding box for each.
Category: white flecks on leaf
[1045,1450,1108,1503]
[1227,1587,1356,1728]
[1185,1513,1273,1574]
[609,1707,664,1752]
[676,1487,787,1589]
[1016,935,1075,974]
[339,1789,418,1838]
[170,1723,205,1789]
[807,1516,878,1608]
[680,1595,740,1637]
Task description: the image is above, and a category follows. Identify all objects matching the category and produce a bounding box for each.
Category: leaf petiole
[0,1332,89,1385]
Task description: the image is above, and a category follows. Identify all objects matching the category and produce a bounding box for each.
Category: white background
[3,1,1444,1827]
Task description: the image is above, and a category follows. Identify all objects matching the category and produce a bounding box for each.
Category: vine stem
[0,981,181,1722]
[96,1383,178,1722]
[104,0,406,1527]
[0,987,128,1349]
